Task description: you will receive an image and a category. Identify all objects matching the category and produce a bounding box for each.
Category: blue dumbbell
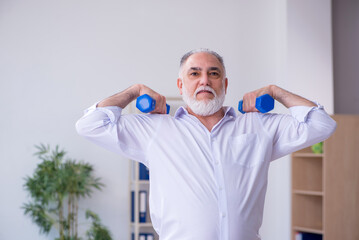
[136,94,170,114]
[238,94,274,114]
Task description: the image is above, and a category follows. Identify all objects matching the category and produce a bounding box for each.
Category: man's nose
[199,74,210,86]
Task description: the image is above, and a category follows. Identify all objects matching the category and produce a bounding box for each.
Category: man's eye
[190,72,199,76]
[209,72,219,76]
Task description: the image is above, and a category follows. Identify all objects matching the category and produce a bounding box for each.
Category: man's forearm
[96,84,168,114]
[270,85,317,108]
[97,84,141,108]
[242,85,317,112]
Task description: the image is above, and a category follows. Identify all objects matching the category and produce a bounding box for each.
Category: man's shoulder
[236,112,286,123]
[123,113,177,125]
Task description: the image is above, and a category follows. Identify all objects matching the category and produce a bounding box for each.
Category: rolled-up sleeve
[260,104,337,160]
[76,104,161,165]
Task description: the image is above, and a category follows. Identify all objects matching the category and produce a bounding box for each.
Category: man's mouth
[196,90,213,95]
[193,86,217,98]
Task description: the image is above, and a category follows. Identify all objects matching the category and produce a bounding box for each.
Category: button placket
[210,135,229,240]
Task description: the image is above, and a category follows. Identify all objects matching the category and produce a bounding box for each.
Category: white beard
[181,82,225,116]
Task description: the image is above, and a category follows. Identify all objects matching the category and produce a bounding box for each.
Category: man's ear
[224,78,228,94]
[177,78,183,95]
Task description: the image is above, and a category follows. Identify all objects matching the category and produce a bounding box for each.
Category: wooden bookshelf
[291,115,359,240]
[292,190,323,196]
[129,161,159,240]
[293,226,324,235]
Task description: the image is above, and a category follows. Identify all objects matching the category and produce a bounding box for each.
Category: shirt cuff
[84,102,123,123]
[289,102,324,123]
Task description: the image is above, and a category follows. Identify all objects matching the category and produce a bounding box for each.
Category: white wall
[0,0,332,239]
[260,1,333,239]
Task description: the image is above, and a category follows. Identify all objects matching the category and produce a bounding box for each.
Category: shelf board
[293,226,323,235]
[131,222,153,227]
[292,190,323,196]
[130,180,150,184]
[292,153,323,158]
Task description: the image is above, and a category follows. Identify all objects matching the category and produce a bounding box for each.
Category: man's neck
[187,107,226,132]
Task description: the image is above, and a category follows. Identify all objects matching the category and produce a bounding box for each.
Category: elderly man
[76,49,336,240]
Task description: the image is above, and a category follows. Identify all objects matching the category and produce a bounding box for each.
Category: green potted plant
[22,144,112,240]
[311,141,323,154]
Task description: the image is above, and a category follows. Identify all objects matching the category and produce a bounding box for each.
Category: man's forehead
[184,53,223,70]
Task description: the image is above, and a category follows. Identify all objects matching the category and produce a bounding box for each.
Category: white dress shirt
[76,103,336,240]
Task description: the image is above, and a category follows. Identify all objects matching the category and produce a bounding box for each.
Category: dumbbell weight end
[136,94,170,114]
[238,94,274,114]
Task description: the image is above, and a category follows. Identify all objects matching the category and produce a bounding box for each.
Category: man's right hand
[97,84,168,114]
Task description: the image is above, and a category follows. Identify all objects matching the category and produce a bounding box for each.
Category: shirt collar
[174,106,237,119]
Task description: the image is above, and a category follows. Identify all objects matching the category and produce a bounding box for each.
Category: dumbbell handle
[238,94,274,114]
[136,94,170,114]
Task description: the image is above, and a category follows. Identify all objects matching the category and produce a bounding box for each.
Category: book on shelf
[139,163,150,180]
[131,190,149,223]
[139,190,147,223]
[131,191,135,222]
[133,233,154,240]
[295,232,322,240]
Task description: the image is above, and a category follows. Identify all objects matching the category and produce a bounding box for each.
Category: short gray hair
[178,48,226,78]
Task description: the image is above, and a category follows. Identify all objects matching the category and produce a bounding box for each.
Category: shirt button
[221,213,226,218]
[215,161,219,165]
[219,187,223,191]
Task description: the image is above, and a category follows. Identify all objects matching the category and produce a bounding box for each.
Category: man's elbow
[320,117,337,141]
[75,119,89,137]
